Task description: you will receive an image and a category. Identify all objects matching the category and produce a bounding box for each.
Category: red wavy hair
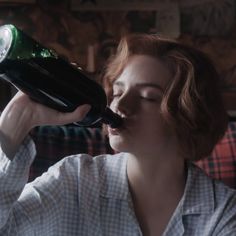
[102,34,228,161]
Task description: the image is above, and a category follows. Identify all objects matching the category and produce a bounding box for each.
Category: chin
[108,136,130,153]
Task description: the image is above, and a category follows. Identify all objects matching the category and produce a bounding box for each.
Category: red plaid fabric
[196,122,236,189]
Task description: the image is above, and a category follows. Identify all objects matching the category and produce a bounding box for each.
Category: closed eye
[140,96,157,102]
[140,94,163,102]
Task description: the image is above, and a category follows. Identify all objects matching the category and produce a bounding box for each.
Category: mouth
[107,126,125,135]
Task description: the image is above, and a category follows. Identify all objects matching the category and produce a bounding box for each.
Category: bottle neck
[101,107,123,128]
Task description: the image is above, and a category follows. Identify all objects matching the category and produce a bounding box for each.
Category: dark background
[0,0,236,113]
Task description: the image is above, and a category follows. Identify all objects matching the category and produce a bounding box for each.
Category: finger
[52,104,91,125]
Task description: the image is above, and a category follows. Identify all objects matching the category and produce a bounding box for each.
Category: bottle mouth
[101,107,123,128]
[0,25,12,63]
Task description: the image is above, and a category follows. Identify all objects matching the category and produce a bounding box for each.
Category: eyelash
[112,93,157,102]
[140,96,157,102]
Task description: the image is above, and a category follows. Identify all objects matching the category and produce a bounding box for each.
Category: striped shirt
[0,137,236,236]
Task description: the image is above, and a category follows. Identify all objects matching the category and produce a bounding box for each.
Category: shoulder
[49,152,127,179]
[190,163,236,199]
[61,152,129,199]
[62,152,127,167]
[31,152,127,190]
[187,163,236,234]
[78,152,127,179]
[188,163,236,204]
[212,180,236,234]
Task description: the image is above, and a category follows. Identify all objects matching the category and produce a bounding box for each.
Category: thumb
[54,104,91,125]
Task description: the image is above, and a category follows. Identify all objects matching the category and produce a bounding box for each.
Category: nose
[111,93,135,117]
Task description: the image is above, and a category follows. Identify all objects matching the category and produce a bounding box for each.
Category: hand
[0,91,91,158]
[2,91,91,128]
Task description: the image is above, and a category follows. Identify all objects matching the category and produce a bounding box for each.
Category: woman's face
[108,55,175,156]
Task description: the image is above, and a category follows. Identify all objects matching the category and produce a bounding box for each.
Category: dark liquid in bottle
[0,57,107,126]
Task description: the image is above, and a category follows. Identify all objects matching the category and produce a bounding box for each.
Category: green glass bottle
[0,24,122,128]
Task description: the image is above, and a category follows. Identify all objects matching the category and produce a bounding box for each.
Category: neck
[126,150,187,199]
[126,149,187,236]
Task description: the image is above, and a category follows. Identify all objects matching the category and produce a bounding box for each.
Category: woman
[0,34,235,236]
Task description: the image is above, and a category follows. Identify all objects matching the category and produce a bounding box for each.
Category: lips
[108,126,122,135]
[107,116,133,136]
[107,120,128,135]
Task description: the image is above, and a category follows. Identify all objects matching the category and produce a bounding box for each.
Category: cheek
[138,108,163,126]
[108,134,134,153]
[136,112,169,137]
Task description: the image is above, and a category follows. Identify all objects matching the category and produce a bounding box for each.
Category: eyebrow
[113,81,164,93]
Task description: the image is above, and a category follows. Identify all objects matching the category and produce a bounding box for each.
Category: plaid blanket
[196,122,236,188]
[30,123,236,189]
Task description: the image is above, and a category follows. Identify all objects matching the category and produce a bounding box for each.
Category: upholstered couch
[29,122,236,189]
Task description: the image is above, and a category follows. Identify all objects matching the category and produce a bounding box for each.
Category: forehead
[114,55,172,89]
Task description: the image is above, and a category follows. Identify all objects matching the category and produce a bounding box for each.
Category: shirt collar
[180,162,215,215]
[100,152,130,200]
[99,154,215,215]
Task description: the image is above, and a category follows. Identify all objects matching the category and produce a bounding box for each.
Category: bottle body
[0,24,122,127]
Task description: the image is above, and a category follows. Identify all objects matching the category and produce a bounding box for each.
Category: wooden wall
[0,0,236,111]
